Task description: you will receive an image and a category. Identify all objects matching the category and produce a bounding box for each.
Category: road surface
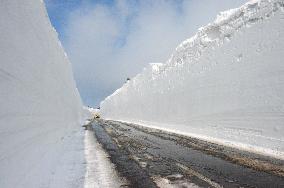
[90,119,284,188]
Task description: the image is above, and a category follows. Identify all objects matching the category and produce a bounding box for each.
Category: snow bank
[84,130,124,188]
[0,0,87,187]
[86,107,100,117]
[101,0,284,159]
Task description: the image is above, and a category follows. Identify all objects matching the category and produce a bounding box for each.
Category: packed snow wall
[0,1,87,187]
[101,0,284,158]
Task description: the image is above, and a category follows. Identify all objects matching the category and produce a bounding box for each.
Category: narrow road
[91,119,284,188]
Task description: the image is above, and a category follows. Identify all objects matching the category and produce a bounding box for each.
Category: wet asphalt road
[91,119,284,188]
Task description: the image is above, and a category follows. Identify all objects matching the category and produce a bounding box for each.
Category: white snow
[154,176,200,188]
[84,129,125,188]
[101,0,284,159]
[86,107,100,117]
[0,0,89,187]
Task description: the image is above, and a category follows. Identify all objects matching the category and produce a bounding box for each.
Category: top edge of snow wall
[0,0,86,187]
[100,0,284,159]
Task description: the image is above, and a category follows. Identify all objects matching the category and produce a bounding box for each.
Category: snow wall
[0,1,87,187]
[101,0,284,159]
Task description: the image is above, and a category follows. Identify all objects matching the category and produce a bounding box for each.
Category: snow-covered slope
[101,0,284,159]
[0,1,87,187]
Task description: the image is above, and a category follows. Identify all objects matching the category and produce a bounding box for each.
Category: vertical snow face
[101,0,284,158]
[0,0,85,187]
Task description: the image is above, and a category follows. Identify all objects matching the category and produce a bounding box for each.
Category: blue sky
[45,0,80,40]
[46,0,115,40]
[45,0,247,107]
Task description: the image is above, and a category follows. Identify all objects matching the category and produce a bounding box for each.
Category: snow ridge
[101,0,284,159]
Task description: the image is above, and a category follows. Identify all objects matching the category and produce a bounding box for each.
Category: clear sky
[45,0,248,107]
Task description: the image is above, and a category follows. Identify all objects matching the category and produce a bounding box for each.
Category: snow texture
[84,129,124,188]
[101,0,284,159]
[0,0,88,187]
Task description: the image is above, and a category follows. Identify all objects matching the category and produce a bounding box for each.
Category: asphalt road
[91,119,284,188]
